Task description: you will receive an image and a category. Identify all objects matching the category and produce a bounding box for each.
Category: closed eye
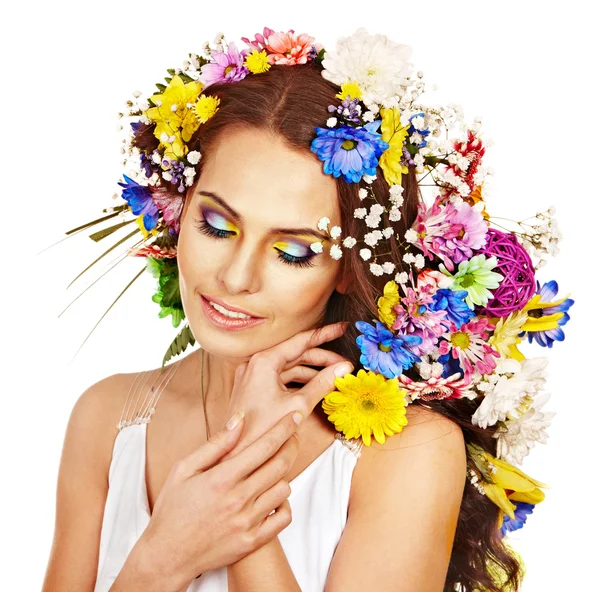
[192,218,317,268]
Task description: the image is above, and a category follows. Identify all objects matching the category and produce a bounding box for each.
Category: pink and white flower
[399,372,474,401]
[438,317,500,384]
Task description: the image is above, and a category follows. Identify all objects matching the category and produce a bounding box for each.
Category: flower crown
[67,27,574,542]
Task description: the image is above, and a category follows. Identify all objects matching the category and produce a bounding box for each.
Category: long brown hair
[155,62,523,591]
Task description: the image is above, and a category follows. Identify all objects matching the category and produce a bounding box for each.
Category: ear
[335,273,349,295]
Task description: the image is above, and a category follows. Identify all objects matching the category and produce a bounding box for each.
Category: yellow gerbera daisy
[335,81,362,100]
[194,95,221,124]
[322,369,409,446]
[245,49,271,74]
[379,107,410,186]
[377,280,400,329]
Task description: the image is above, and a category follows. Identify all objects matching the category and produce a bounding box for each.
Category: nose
[216,237,261,296]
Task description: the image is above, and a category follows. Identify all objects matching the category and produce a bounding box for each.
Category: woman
[43,27,571,592]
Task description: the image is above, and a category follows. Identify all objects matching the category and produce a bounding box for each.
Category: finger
[242,434,300,501]
[252,499,292,547]
[280,365,318,386]
[251,479,292,525]
[298,361,354,412]
[282,347,350,372]
[260,322,349,372]
[216,411,302,485]
[176,411,245,479]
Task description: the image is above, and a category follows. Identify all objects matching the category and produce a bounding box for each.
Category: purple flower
[522,280,574,347]
[117,175,159,231]
[355,320,422,378]
[310,121,389,184]
[199,41,249,88]
[501,502,535,537]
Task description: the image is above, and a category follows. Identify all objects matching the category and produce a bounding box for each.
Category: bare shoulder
[349,404,466,508]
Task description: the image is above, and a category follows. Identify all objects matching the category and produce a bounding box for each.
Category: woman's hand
[133,411,304,589]
[219,322,354,461]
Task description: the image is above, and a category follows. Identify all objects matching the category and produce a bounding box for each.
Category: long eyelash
[277,250,316,268]
[192,218,316,268]
[193,218,234,239]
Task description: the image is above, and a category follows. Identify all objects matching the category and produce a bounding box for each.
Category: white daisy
[321,27,414,105]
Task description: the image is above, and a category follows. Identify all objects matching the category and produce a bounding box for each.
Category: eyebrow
[197,191,331,242]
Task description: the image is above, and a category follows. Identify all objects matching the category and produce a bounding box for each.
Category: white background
[3,0,596,589]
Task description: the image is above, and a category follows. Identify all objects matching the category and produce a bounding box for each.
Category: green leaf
[162,324,196,368]
[155,83,166,92]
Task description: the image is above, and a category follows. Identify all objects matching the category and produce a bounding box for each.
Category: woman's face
[178,126,345,360]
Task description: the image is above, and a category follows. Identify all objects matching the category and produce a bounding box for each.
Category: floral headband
[66,27,573,541]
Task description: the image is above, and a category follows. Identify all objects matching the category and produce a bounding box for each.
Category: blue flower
[522,280,574,348]
[408,112,430,148]
[436,352,464,380]
[429,288,475,329]
[500,502,535,537]
[355,320,422,379]
[117,174,160,231]
[310,121,389,184]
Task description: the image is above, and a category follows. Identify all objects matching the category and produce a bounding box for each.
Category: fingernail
[293,411,304,425]
[226,410,245,430]
[334,363,353,377]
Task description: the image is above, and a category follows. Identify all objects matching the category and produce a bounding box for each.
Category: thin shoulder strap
[335,432,364,458]
[116,359,184,431]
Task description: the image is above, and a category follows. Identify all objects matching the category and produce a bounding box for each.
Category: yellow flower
[465,184,490,221]
[322,369,409,446]
[488,309,529,359]
[377,280,400,329]
[480,450,548,523]
[146,75,204,159]
[245,49,271,74]
[336,81,362,100]
[521,293,568,333]
[135,215,159,240]
[194,95,221,124]
[379,107,410,186]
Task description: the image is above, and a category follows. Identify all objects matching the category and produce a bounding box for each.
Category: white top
[94,362,363,592]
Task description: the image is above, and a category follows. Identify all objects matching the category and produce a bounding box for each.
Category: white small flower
[343,236,357,248]
[310,241,324,254]
[358,188,368,200]
[170,104,178,112]
[162,171,173,181]
[365,213,382,228]
[364,230,383,246]
[330,244,343,260]
[330,226,342,239]
[185,176,194,187]
[395,271,409,284]
[362,111,375,123]
[370,263,384,276]
[382,227,394,238]
[359,248,372,261]
[404,228,418,243]
[389,184,404,199]
[353,208,367,219]
[403,252,416,264]
[389,207,401,222]
[326,117,338,128]
[414,254,426,269]
[132,90,142,98]
[317,217,330,231]
[382,261,395,274]
[155,99,163,107]
[152,152,162,164]
[183,166,196,178]
[411,115,425,130]
[160,132,169,142]
[370,204,385,216]
[187,150,201,165]
[362,174,377,184]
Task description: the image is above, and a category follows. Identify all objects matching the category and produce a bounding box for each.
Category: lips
[202,295,264,318]
[200,295,267,331]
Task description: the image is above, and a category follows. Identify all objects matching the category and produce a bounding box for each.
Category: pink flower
[409,195,488,272]
[199,41,249,88]
[241,27,276,51]
[392,284,447,356]
[399,372,472,401]
[264,30,317,65]
[438,317,500,384]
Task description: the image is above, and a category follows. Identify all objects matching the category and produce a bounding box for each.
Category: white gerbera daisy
[321,27,414,105]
